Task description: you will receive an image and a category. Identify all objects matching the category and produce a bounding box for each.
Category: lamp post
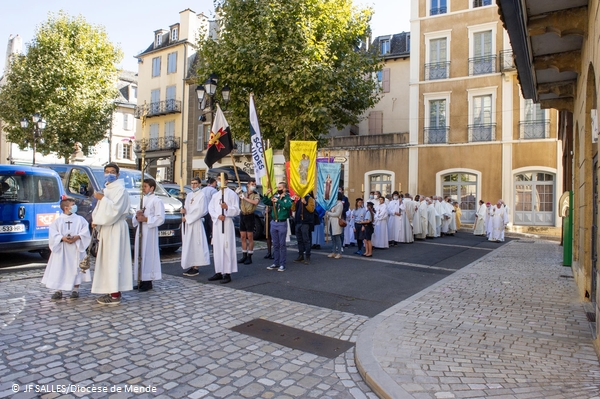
[195,73,231,123]
[20,113,46,165]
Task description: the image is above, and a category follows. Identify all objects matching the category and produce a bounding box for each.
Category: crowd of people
[41,166,510,305]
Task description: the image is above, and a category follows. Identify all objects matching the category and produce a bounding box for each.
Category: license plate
[0,224,25,233]
[159,230,175,237]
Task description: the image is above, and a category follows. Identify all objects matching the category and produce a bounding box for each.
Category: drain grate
[515,240,535,243]
[230,318,354,359]
[586,312,596,323]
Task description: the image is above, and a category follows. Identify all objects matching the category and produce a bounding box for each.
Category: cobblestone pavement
[0,267,375,399]
[356,240,600,399]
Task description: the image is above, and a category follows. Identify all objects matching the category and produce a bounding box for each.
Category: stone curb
[354,240,520,399]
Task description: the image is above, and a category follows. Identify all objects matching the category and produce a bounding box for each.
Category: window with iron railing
[431,0,447,15]
[473,0,492,7]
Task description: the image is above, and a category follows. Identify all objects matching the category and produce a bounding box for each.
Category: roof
[372,32,410,59]
[116,70,137,105]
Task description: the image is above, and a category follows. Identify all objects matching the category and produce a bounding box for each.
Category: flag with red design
[204,104,234,168]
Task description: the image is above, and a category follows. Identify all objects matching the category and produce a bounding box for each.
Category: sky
[0,0,411,74]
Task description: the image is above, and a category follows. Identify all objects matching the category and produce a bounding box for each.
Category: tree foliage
[196,0,382,156]
[0,12,122,162]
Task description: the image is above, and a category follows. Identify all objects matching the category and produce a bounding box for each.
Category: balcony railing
[500,50,515,71]
[473,0,492,7]
[468,124,496,142]
[519,120,549,139]
[424,127,449,144]
[133,137,180,153]
[424,61,450,80]
[134,99,182,119]
[430,7,447,15]
[469,55,497,76]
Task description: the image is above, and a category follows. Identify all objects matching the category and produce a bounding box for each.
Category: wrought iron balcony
[500,50,515,71]
[468,124,496,142]
[425,62,450,80]
[519,120,549,139]
[424,126,449,144]
[133,137,180,153]
[430,7,447,15]
[134,99,182,119]
[469,55,497,76]
[473,0,492,7]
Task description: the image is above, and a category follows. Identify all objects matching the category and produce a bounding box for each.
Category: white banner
[249,94,267,180]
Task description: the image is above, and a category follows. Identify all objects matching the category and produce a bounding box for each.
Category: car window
[92,169,169,196]
[68,169,91,196]
[38,177,60,203]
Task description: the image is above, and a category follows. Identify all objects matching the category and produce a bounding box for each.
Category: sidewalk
[355,240,600,399]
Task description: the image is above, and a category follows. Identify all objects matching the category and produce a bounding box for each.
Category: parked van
[0,165,65,259]
[40,164,183,253]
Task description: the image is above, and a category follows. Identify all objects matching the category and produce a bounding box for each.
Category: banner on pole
[261,147,276,197]
[316,162,341,210]
[249,95,267,180]
[289,141,317,198]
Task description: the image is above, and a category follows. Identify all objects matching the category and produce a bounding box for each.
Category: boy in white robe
[92,163,133,305]
[181,177,211,277]
[208,174,240,284]
[132,179,165,292]
[387,191,403,246]
[42,198,91,300]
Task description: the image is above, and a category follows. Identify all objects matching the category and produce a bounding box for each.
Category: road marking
[312,252,457,272]
[0,263,46,271]
[416,241,494,251]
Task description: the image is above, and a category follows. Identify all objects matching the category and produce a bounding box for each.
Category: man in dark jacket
[293,193,315,264]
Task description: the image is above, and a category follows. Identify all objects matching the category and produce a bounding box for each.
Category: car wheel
[161,246,180,254]
[253,216,264,240]
[39,249,51,260]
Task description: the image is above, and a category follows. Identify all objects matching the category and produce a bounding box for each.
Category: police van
[0,165,65,259]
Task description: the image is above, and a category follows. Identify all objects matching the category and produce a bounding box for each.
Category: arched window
[441,172,478,222]
[366,170,394,197]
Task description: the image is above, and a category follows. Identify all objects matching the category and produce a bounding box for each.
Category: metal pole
[137,140,147,289]
[32,134,36,165]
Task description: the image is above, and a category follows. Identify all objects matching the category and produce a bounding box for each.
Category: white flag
[249,95,267,180]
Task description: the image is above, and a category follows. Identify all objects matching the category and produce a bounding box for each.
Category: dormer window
[380,39,390,55]
[171,27,179,42]
[155,33,162,47]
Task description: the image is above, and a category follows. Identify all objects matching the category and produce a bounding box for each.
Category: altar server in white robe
[400,195,414,243]
[433,196,444,237]
[92,163,133,305]
[42,198,91,300]
[446,197,457,234]
[473,200,487,235]
[387,192,403,245]
[181,177,211,277]
[426,197,440,238]
[132,179,165,292]
[208,174,240,284]
[414,196,428,239]
[488,200,509,242]
[485,202,493,238]
[372,196,389,248]
[343,208,356,246]
[411,195,423,238]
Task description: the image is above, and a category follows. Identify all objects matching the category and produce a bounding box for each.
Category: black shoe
[183,268,199,277]
[268,254,274,259]
[139,281,153,292]
[208,273,223,281]
[220,274,232,284]
[244,254,253,265]
[238,253,248,263]
[293,255,304,263]
[304,256,310,265]
[264,253,272,259]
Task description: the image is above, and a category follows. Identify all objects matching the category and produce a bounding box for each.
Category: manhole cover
[231,318,354,358]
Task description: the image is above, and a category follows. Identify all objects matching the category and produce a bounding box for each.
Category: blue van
[0,165,64,259]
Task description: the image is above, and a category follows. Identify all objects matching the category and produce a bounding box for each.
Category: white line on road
[312,252,457,272]
[416,241,494,251]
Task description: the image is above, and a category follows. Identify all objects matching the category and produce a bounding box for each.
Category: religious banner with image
[289,141,317,198]
[316,162,341,210]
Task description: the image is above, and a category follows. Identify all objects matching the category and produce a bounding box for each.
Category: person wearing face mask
[181,177,211,277]
[238,180,260,265]
[132,179,165,292]
[262,182,293,272]
[91,163,132,305]
[387,191,402,246]
[42,198,91,300]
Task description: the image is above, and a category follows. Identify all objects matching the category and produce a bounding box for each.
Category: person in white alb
[473,200,487,236]
[132,179,165,292]
[488,199,509,242]
[387,191,403,246]
[181,177,211,277]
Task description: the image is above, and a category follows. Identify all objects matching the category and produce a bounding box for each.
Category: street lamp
[195,73,231,116]
[20,113,47,165]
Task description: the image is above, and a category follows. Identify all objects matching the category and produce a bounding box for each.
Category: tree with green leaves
[0,12,122,163]
[196,0,381,157]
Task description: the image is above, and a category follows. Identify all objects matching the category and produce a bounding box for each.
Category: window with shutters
[166,85,176,112]
[381,68,390,93]
[380,39,390,55]
[369,111,383,135]
[165,121,175,139]
[149,124,159,149]
[122,143,132,160]
[152,57,161,77]
[150,89,160,115]
[167,52,177,74]
[469,25,496,75]
[123,113,132,131]
[468,89,496,142]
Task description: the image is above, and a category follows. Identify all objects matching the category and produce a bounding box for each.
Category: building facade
[498,0,600,352]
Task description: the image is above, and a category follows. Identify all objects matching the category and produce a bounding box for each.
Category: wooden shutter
[369,111,383,135]
[382,68,390,93]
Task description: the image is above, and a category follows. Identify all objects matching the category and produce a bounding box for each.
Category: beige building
[498,0,600,351]
[327,0,561,234]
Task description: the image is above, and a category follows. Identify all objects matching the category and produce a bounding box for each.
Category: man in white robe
[488,200,509,242]
[208,175,240,284]
[411,195,423,238]
[387,192,403,245]
[426,197,440,238]
[181,177,211,277]
[415,196,428,239]
[400,194,414,243]
[92,163,132,305]
[372,197,389,248]
[433,196,444,237]
[485,202,493,238]
[473,200,487,236]
[446,197,457,233]
[440,196,455,235]
[42,198,91,300]
[132,179,165,292]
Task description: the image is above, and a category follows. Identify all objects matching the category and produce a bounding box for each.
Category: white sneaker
[335,254,342,259]
[328,253,335,258]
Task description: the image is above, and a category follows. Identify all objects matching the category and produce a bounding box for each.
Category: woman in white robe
[132,184,165,289]
[209,185,240,282]
[387,194,403,244]
[42,205,91,297]
[181,182,211,276]
[372,198,389,248]
[473,201,487,236]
